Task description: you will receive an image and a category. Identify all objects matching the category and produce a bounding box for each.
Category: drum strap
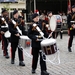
[72,14,75,20]
[1,17,11,38]
[1,17,9,28]
[39,49,60,65]
[33,23,44,38]
[18,45,32,58]
[11,19,22,35]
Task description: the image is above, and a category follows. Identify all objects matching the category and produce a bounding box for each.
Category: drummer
[9,9,27,66]
[28,13,49,75]
[0,8,10,58]
[47,11,63,39]
[47,11,56,38]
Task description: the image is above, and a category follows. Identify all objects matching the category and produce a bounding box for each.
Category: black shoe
[5,54,10,59]
[19,61,25,66]
[41,71,49,75]
[32,69,36,74]
[11,60,14,64]
[68,47,72,52]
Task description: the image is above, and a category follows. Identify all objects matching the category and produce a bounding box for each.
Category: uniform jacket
[67,12,75,35]
[28,20,49,48]
[9,18,27,42]
[0,16,9,33]
[67,13,72,29]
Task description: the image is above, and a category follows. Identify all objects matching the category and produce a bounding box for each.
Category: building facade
[0,0,26,20]
[27,0,75,14]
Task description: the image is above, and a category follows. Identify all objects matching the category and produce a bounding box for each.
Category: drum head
[20,36,30,40]
[41,38,56,46]
[4,31,11,38]
[49,15,56,31]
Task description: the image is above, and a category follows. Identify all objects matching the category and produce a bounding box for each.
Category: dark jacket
[9,18,27,42]
[67,12,75,35]
[28,20,49,48]
[67,12,75,29]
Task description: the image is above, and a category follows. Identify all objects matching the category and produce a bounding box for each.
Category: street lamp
[34,0,36,12]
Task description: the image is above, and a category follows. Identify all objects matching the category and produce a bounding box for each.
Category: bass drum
[49,15,62,32]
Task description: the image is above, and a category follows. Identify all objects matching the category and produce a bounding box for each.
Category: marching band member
[67,5,75,52]
[47,11,56,38]
[47,11,63,39]
[9,9,27,66]
[0,8,10,58]
[28,13,49,75]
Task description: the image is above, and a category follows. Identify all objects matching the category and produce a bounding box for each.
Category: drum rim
[41,38,56,46]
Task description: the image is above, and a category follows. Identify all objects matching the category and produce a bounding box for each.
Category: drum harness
[0,17,11,38]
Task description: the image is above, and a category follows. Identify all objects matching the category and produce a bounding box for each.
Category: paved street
[0,34,75,75]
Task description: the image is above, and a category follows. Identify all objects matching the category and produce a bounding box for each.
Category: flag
[34,9,39,15]
[67,0,71,12]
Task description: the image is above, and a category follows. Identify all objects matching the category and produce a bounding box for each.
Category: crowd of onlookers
[28,10,67,25]
[27,10,67,29]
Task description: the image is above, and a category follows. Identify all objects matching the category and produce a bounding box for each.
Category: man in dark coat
[67,5,75,52]
[28,13,49,75]
[9,9,27,66]
[0,8,10,58]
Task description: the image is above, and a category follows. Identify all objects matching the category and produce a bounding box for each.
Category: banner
[67,0,71,12]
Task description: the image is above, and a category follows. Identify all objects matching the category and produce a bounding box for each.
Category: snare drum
[41,38,57,55]
[4,30,11,38]
[19,35,30,48]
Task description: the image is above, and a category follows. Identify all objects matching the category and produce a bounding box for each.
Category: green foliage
[3,4,10,11]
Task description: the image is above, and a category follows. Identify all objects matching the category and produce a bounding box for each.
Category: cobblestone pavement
[0,34,75,75]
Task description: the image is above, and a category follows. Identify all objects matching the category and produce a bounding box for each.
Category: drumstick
[50,32,53,38]
[48,32,53,38]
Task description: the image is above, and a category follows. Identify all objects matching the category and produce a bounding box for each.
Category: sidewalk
[0,34,75,75]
